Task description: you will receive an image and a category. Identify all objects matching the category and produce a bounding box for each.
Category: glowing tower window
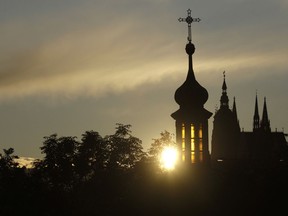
[191,152,195,163]
[191,125,195,151]
[199,124,203,162]
[181,123,185,162]
[191,124,195,163]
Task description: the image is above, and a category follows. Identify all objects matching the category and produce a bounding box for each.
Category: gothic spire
[253,94,260,131]
[220,72,229,108]
[261,97,271,132]
[232,97,240,129]
[232,97,238,118]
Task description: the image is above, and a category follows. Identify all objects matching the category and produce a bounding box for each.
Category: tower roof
[172,41,211,120]
[262,97,268,120]
[172,10,212,121]
[254,94,259,117]
[253,93,260,131]
[261,97,271,132]
[214,74,234,120]
[222,72,227,91]
[220,72,229,108]
[174,42,209,109]
[232,97,237,118]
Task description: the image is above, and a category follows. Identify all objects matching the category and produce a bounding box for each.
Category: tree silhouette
[35,134,79,190]
[0,148,20,183]
[105,123,145,170]
[0,148,19,171]
[0,125,287,216]
[148,130,176,162]
[76,130,107,181]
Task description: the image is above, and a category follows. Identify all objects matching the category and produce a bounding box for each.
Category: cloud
[0,0,286,103]
[0,10,183,101]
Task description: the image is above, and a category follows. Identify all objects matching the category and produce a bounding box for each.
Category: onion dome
[171,41,212,121]
[174,42,209,110]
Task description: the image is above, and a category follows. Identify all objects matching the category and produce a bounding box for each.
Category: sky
[0,0,287,158]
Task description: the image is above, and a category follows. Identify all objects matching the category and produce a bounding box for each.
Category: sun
[160,146,178,171]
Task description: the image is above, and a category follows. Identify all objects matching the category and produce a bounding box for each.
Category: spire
[232,97,238,118]
[186,42,196,81]
[261,97,271,132]
[222,71,227,91]
[253,93,260,131]
[220,71,229,108]
[232,97,240,129]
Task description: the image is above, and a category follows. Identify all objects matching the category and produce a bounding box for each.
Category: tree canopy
[148,130,176,161]
[1,124,287,216]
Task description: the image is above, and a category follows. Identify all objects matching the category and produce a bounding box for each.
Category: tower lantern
[171,9,212,166]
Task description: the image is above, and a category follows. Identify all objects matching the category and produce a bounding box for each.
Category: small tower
[253,94,260,132]
[171,9,212,166]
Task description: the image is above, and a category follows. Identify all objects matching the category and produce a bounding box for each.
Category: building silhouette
[172,9,287,169]
[211,75,288,168]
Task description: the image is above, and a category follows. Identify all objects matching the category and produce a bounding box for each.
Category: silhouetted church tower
[211,73,241,162]
[171,9,212,166]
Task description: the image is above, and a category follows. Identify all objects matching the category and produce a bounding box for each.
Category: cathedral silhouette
[172,9,288,169]
[211,75,288,168]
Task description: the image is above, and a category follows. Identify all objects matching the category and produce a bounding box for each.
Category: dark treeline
[0,123,288,216]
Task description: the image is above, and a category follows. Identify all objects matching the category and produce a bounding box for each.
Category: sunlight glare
[160,146,178,171]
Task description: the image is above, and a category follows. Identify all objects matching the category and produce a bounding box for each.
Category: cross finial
[178,9,201,42]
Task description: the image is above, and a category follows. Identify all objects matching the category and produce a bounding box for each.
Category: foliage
[1,126,288,215]
[148,130,176,161]
[76,130,107,180]
[33,123,146,190]
[34,134,79,190]
[0,148,19,171]
[0,148,20,183]
[105,123,146,170]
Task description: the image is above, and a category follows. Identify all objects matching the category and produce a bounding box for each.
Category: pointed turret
[232,97,240,129]
[253,94,260,132]
[211,73,240,163]
[260,97,271,132]
[220,72,229,108]
[232,97,237,117]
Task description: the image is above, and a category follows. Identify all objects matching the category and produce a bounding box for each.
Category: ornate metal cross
[178,9,201,42]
